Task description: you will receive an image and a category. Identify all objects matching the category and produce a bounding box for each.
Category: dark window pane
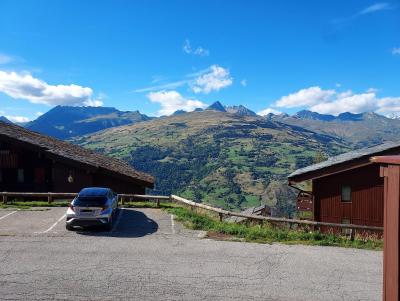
[341,185,351,202]
[73,196,108,207]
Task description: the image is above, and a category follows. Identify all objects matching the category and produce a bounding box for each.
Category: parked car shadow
[75,208,159,238]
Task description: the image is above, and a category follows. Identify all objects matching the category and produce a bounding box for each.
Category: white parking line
[171,214,176,235]
[0,210,17,221]
[112,208,124,232]
[38,213,66,234]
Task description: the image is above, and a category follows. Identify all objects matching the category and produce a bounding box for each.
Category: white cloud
[183,40,191,54]
[275,86,335,108]
[0,53,15,65]
[359,2,392,15]
[183,39,209,57]
[266,86,400,117]
[240,79,247,87]
[392,47,400,55]
[134,80,188,93]
[376,97,400,116]
[135,65,232,94]
[193,47,209,56]
[257,108,282,116]
[147,90,207,116]
[310,92,377,115]
[191,65,233,94]
[6,115,31,123]
[0,71,102,106]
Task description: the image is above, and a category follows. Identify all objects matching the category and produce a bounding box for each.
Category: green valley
[75,110,349,216]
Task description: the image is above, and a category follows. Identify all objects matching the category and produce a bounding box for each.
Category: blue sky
[0,0,399,121]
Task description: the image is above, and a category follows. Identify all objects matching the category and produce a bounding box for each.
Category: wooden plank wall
[381,165,399,301]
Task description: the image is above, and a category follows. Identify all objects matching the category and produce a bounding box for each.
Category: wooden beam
[170,195,383,232]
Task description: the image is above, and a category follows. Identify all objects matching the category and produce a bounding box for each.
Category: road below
[0,208,382,300]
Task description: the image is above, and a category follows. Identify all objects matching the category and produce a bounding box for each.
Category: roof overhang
[370,155,400,165]
[288,158,373,184]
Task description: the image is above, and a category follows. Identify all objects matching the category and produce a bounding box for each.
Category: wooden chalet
[288,142,400,230]
[0,121,154,194]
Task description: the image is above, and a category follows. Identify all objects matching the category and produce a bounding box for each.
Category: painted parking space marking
[171,214,176,234]
[0,210,17,221]
[36,213,66,234]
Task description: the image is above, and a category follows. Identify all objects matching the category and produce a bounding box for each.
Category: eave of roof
[288,141,400,183]
[371,155,400,165]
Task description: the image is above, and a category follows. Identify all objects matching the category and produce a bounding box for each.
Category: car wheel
[66,224,73,231]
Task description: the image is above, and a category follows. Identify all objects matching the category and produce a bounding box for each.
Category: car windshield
[73,196,108,207]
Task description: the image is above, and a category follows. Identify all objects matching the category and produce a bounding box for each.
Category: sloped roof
[0,121,154,187]
[289,141,400,182]
[225,205,270,223]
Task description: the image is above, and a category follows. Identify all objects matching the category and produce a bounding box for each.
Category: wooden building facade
[288,142,400,230]
[0,121,154,194]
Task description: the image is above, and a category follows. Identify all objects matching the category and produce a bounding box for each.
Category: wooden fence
[0,192,170,206]
[0,192,77,204]
[170,195,383,234]
[0,191,383,234]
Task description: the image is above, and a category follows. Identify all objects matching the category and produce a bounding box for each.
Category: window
[341,185,351,202]
[17,168,24,183]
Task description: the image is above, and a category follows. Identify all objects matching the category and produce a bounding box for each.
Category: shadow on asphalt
[74,209,159,238]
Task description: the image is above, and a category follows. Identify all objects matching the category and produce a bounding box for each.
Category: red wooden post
[382,165,399,301]
[371,156,400,301]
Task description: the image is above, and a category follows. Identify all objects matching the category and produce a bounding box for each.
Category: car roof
[78,187,111,197]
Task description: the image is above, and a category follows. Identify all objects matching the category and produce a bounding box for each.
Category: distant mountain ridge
[26,105,151,139]
[271,110,400,147]
[205,101,257,116]
[206,101,226,112]
[10,101,400,148]
[0,116,12,124]
[292,110,375,121]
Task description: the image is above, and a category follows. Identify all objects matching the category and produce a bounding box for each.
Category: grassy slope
[74,111,349,214]
[166,206,382,250]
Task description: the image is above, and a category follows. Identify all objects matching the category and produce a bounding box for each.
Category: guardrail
[0,192,77,204]
[170,195,383,235]
[117,194,171,207]
[0,192,170,207]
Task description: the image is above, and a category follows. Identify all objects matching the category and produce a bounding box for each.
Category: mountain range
[3,102,400,215]
[25,106,151,139]
[15,102,399,149]
[270,110,400,147]
[74,109,347,214]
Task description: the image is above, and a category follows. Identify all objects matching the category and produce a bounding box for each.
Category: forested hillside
[74,110,348,216]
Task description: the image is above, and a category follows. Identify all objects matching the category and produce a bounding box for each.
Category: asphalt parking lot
[0,207,383,301]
